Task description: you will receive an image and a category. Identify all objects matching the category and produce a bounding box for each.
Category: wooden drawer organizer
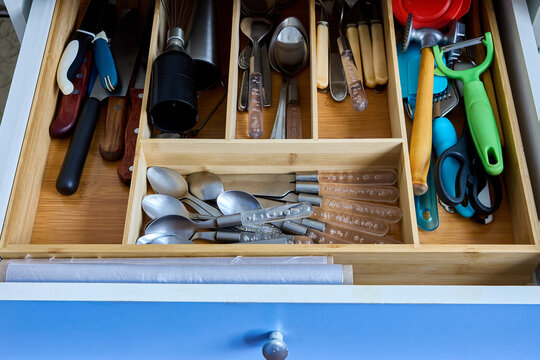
[1,0,539,285]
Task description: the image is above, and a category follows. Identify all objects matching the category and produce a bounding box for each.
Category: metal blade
[90,8,142,100]
[79,0,108,33]
[220,174,296,197]
[440,36,484,53]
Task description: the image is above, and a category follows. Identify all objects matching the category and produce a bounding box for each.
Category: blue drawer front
[1,301,539,359]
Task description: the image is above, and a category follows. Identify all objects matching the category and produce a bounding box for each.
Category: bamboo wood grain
[409,47,434,196]
[1,243,539,285]
[0,0,81,246]
[2,0,539,286]
[481,0,540,246]
[470,0,504,147]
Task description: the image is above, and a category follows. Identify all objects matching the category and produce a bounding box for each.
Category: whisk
[162,0,195,50]
[149,0,198,133]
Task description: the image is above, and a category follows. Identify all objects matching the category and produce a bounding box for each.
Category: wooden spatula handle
[358,23,375,88]
[100,96,127,161]
[316,21,329,90]
[371,23,388,85]
[117,89,143,185]
[410,47,434,196]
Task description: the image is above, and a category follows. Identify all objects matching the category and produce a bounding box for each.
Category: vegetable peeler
[433,33,504,176]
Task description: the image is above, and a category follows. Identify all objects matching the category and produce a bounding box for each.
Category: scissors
[433,119,502,216]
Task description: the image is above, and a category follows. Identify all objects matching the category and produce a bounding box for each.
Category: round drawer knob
[262,331,288,360]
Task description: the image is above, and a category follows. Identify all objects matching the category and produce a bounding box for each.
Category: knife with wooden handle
[346,24,363,82]
[357,17,376,88]
[50,51,93,138]
[99,96,127,160]
[117,89,143,184]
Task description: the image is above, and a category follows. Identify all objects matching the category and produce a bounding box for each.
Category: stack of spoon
[139,167,404,245]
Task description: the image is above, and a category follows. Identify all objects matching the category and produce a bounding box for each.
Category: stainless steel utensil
[268,17,309,139]
[240,17,273,138]
[146,166,222,216]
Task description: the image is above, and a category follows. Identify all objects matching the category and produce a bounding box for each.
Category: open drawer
[0,0,538,285]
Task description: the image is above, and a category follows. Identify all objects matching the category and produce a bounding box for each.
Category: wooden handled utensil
[401,14,465,195]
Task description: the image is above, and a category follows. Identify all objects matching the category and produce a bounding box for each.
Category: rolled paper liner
[2,263,352,285]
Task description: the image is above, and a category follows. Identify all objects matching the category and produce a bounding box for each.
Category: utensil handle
[316,21,329,90]
[306,227,399,244]
[94,31,117,92]
[238,69,249,111]
[410,47,434,196]
[371,22,388,85]
[296,169,398,185]
[338,38,368,112]
[346,25,362,82]
[271,78,287,139]
[286,100,302,139]
[358,23,375,88]
[50,51,93,138]
[56,32,93,95]
[463,80,504,175]
[226,202,313,227]
[310,207,389,236]
[319,196,402,223]
[317,183,399,203]
[243,237,312,244]
[117,88,143,185]
[247,72,264,138]
[56,97,101,195]
[99,96,127,161]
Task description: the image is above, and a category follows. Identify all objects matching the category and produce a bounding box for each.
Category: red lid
[392,0,471,29]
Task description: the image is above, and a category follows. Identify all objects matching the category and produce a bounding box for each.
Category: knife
[50,51,93,138]
[56,9,142,195]
[220,177,400,203]
[357,2,375,88]
[218,169,398,186]
[56,0,107,95]
[117,63,145,184]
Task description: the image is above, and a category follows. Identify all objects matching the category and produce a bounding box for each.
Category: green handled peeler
[433,33,503,176]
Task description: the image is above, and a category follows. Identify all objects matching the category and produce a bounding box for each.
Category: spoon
[186,171,224,201]
[146,167,222,216]
[240,17,273,138]
[269,18,309,139]
[145,202,314,239]
[217,190,263,215]
[136,233,194,245]
[142,194,213,220]
[238,45,251,111]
